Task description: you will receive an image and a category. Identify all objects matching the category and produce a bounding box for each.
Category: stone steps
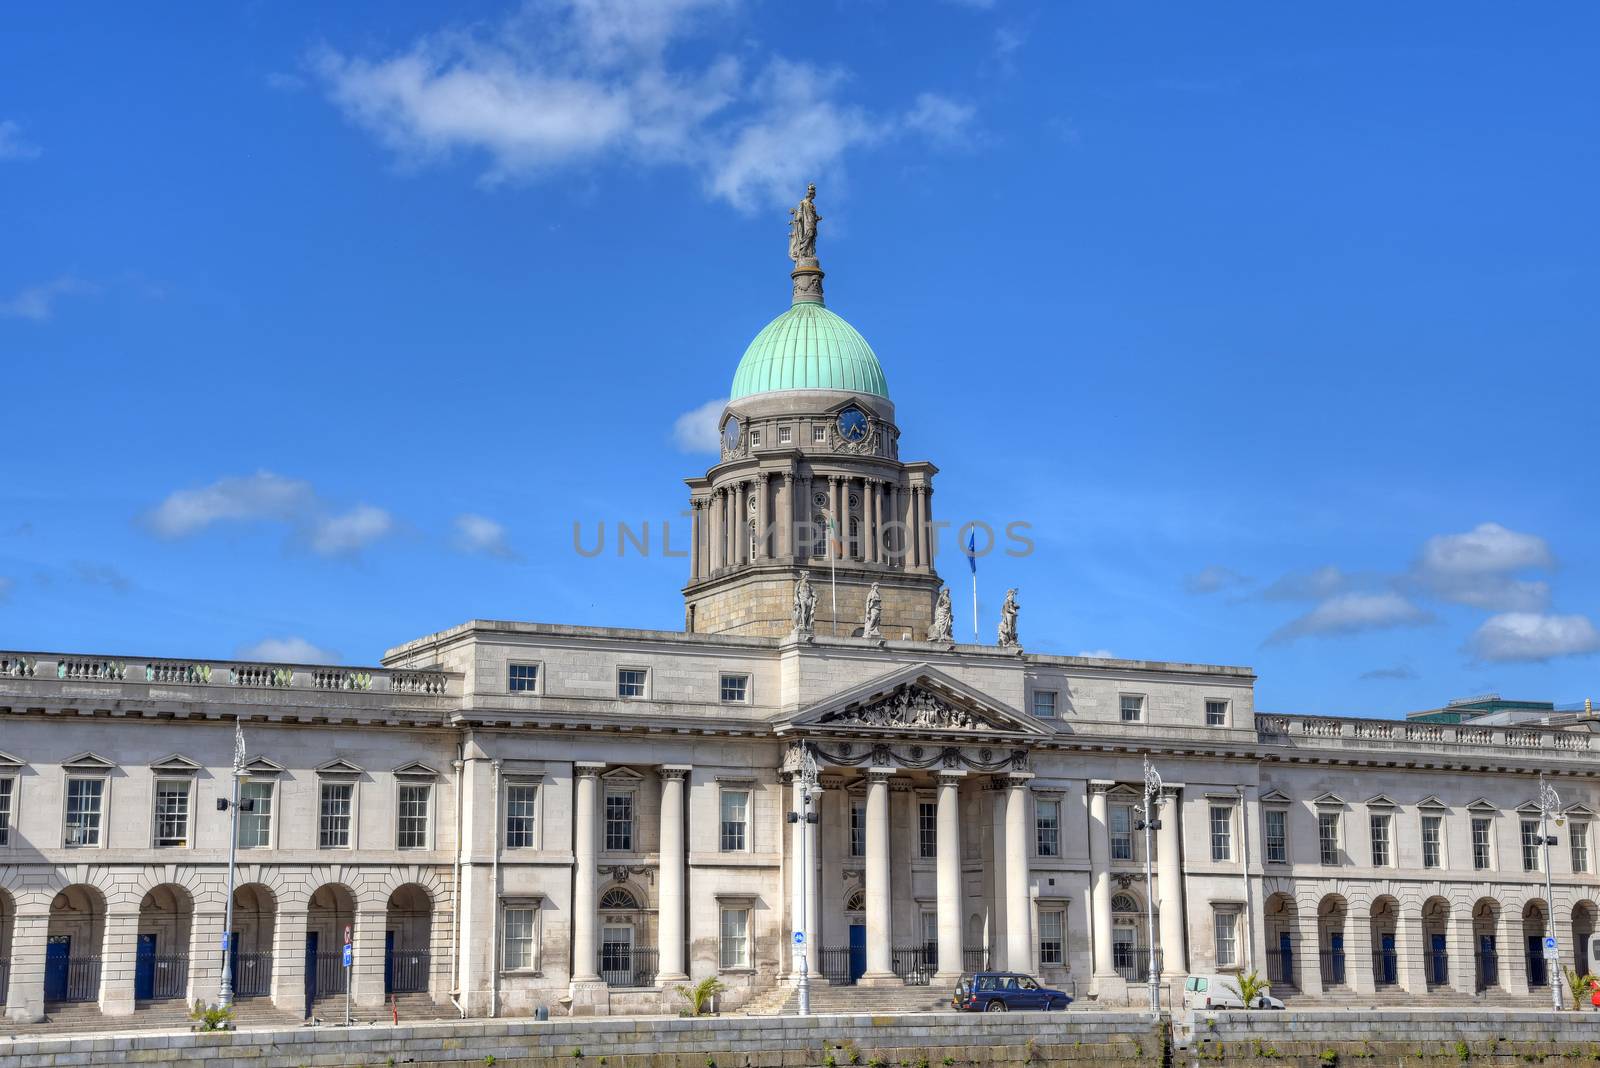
[3,997,301,1037]
[306,992,459,1026]
[743,983,954,1016]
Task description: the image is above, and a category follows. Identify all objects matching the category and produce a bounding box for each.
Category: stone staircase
[2,997,302,1038]
[306,992,460,1026]
[742,983,955,1016]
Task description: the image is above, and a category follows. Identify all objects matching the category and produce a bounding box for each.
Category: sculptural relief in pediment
[816,685,984,731]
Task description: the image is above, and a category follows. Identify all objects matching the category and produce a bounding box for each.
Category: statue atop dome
[788,183,820,265]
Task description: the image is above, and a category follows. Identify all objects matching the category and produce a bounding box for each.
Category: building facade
[3,196,1598,1024]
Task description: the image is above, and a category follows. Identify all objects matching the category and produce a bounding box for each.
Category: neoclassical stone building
[2,196,1598,1026]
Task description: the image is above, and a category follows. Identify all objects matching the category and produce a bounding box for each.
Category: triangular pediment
[316,758,364,776]
[1416,795,1448,810]
[1565,803,1594,817]
[1466,797,1499,812]
[1365,793,1397,809]
[241,756,286,776]
[0,750,25,768]
[62,752,117,770]
[151,753,203,774]
[1312,792,1346,808]
[1516,800,1542,815]
[393,761,440,779]
[780,664,1049,737]
[1258,788,1291,804]
[601,767,644,783]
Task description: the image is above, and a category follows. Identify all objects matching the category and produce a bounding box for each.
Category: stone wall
[1185,1008,1600,1064]
[0,1010,1161,1068]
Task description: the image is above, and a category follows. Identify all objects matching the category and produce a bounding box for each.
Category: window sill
[500,969,544,978]
[717,967,755,976]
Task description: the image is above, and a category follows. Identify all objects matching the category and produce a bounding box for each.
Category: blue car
[953,972,1072,1012]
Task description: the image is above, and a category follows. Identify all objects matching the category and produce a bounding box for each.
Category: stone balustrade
[0,652,456,700]
[1257,711,1592,760]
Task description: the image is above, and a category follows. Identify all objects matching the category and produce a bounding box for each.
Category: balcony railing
[45,955,102,1003]
[892,945,934,986]
[386,949,431,994]
[600,947,657,988]
[232,952,273,998]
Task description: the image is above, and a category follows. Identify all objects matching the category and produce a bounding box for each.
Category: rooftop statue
[792,571,818,636]
[864,581,883,639]
[928,586,954,642]
[998,588,1020,648]
[788,183,820,264]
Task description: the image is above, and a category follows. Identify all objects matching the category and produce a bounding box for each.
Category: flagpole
[971,571,978,642]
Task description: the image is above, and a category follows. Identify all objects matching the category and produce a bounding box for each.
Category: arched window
[1111,893,1139,915]
[599,888,639,911]
[845,888,865,913]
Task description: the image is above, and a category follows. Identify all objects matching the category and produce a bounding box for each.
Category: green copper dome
[729,301,888,401]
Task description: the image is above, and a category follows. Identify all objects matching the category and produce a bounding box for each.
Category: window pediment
[62,752,116,771]
[1415,795,1448,810]
[0,750,25,769]
[393,761,439,779]
[241,756,286,776]
[1258,788,1291,804]
[1311,792,1345,808]
[1364,794,1397,809]
[1516,801,1543,815]
[1466,798,1499,812]
[151,753,203,774]
[316,758,364,777]
[601,767,644,784]
[1565,803,1594,817]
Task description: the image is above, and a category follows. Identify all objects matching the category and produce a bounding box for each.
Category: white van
[1183,974,1285,1010]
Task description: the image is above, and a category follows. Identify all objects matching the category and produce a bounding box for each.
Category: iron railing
[0,958,8,1004]
[1319,950,1347,987]
[45,955,102,1003]
[1267,947,1296,987]
[1476,950,1499,991]
[962,948,988,973]
[1112,946,1149,984]
[1427,949,1450,987]
[233,953,273,998]
[1526,953,1550,988]
[386,949,431,994]
[146,954,189,1000]
[600,947,658,988]
[308,950,348,998]
[818,947,855,986]
[1372,949,1399,987]
[892,945,934,986]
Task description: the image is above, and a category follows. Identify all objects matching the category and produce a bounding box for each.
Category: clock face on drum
[722,416,741,450]
[836,406,869,443]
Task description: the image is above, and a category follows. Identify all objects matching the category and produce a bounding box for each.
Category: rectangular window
[238,780,274,849]
[1210,805,1234,862]
[319,781,354,848]
[1033,690,1058,718]
[719,674,749,703]
[1039,910,1065,965]
[508,663,539,693]
[849,800,865,858]
[1572,822,1590,874]
[505,783,539,849]
[1119,694,1144,722]
[720,789,749,852]
[617,668,647,698]
[1369,813,1391,867]
[397,783,431,849]
[1264,809,1287,863]
[1036,799,1061,857]
[1318,812,1341,865]
[1110,804,1133,860]
[503,906,537,971]
[153,779,191,848]
[0,777,12,847]
[1205,699,1228,727]
[64,777,105,847]
[918,800,937,859]
[1472,817,1493,870]
[605,791,635,852]
[750,429,762,447]
[1214,911,1238,968]
[778,426,792,445]
[720,908,750,969]
[1522,819,1541,872]
[1421,815,1442,869]
[812,425,825,444]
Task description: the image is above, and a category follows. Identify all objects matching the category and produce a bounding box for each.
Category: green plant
[943,1059,956,1067]
[1320,1051,1339,1067]
[916,1055,930,1068]
[1457,1040,1472,1062]
[706,1057,717,1068]
[570,1048,583,1060]
[1566,968,1599,1011]
[188,1000,235,1033]
[825,1056,837,1068]
[1225,969,1272,1009]
[868,1057,887,1068]
[850,1049,862,1066]
[485,1058,496,1068]
[675,976,729,1017]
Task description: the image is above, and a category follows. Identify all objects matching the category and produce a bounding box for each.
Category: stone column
[1346,906,1376,994]
[935,771,966,981]
[756,474,770,560]
[1398,904,1429,995]
[98,905,139,1016]
[571,763,603,984]
[4,910,48,1023]
[913,486,927,570]
[798,474,813,560]
[830,477,843,556]
[1004,773,1034,973]
[269,903,308,1015]
[861,767,898,984]
[1448,908,1478,995]
[689,499,702,581]
[887,483,901,567]
[865,480,879,564]
[1088,783,1115,980]
[778,472,793,560]
[732,482,746,566]
[1295,903,1324,997]
[709,490,723,571]
[657,766,690,983]
[924,485,936,566]
[351,906,388,1007]
[1156,786,1187,977]
[1498,905,1529,995]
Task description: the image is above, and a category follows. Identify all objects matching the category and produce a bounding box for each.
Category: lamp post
[217,720,246,1009]
[786,743,821,1015]
[1137,758,1163,1014]
[1539,773,1564,1012]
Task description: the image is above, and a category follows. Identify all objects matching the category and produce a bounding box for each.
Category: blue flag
[966,530,978,574]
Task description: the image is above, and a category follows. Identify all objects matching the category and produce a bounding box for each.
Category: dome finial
[787,182,825,305]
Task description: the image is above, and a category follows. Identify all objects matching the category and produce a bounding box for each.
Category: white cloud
[673,397,727,453]
[0,120,40,161]
[1410,522,1554,611]
[0,276,97,321]
[312,1,970,209]
[1467,612,1600,663]
[1261,565,1349,602]
[309,505,395,556]
[144,471,394,557]
[455,513,516,558]
[1268,591,1433,644]
[1077,649,1116,659]
[238,636,341,664]
[1185,564,1250,595]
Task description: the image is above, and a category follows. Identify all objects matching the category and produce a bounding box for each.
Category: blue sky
[2,1,1596,716]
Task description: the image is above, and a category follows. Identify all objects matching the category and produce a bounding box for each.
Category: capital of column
[781,470,795,486]
[1088,780,1116,795]
[1001,771,1035,789]
[936,769,968,784]
[576,761,606,779]
[866,766,897,785]
[658,765,691,781]
[757,471,770,485]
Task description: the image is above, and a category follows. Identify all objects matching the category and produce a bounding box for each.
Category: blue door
[1380,933,1397,984]
[1527,935,1547,987]
[45,936,71,1001]
[304,931,318,1016]
[848,924,866,983]
[384,930,395,995]
[1480,934,1498,987]
[1430,933,1448,985]
[1329,933,1346,984]
[228,931,239,989]
[135,933,158,1001]
[1279,932,1294,985]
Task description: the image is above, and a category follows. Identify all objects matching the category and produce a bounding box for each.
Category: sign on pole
[793,931,805,945]
[342,943,353,967]
[1544,936,1560,960]
[221,932,230,951]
